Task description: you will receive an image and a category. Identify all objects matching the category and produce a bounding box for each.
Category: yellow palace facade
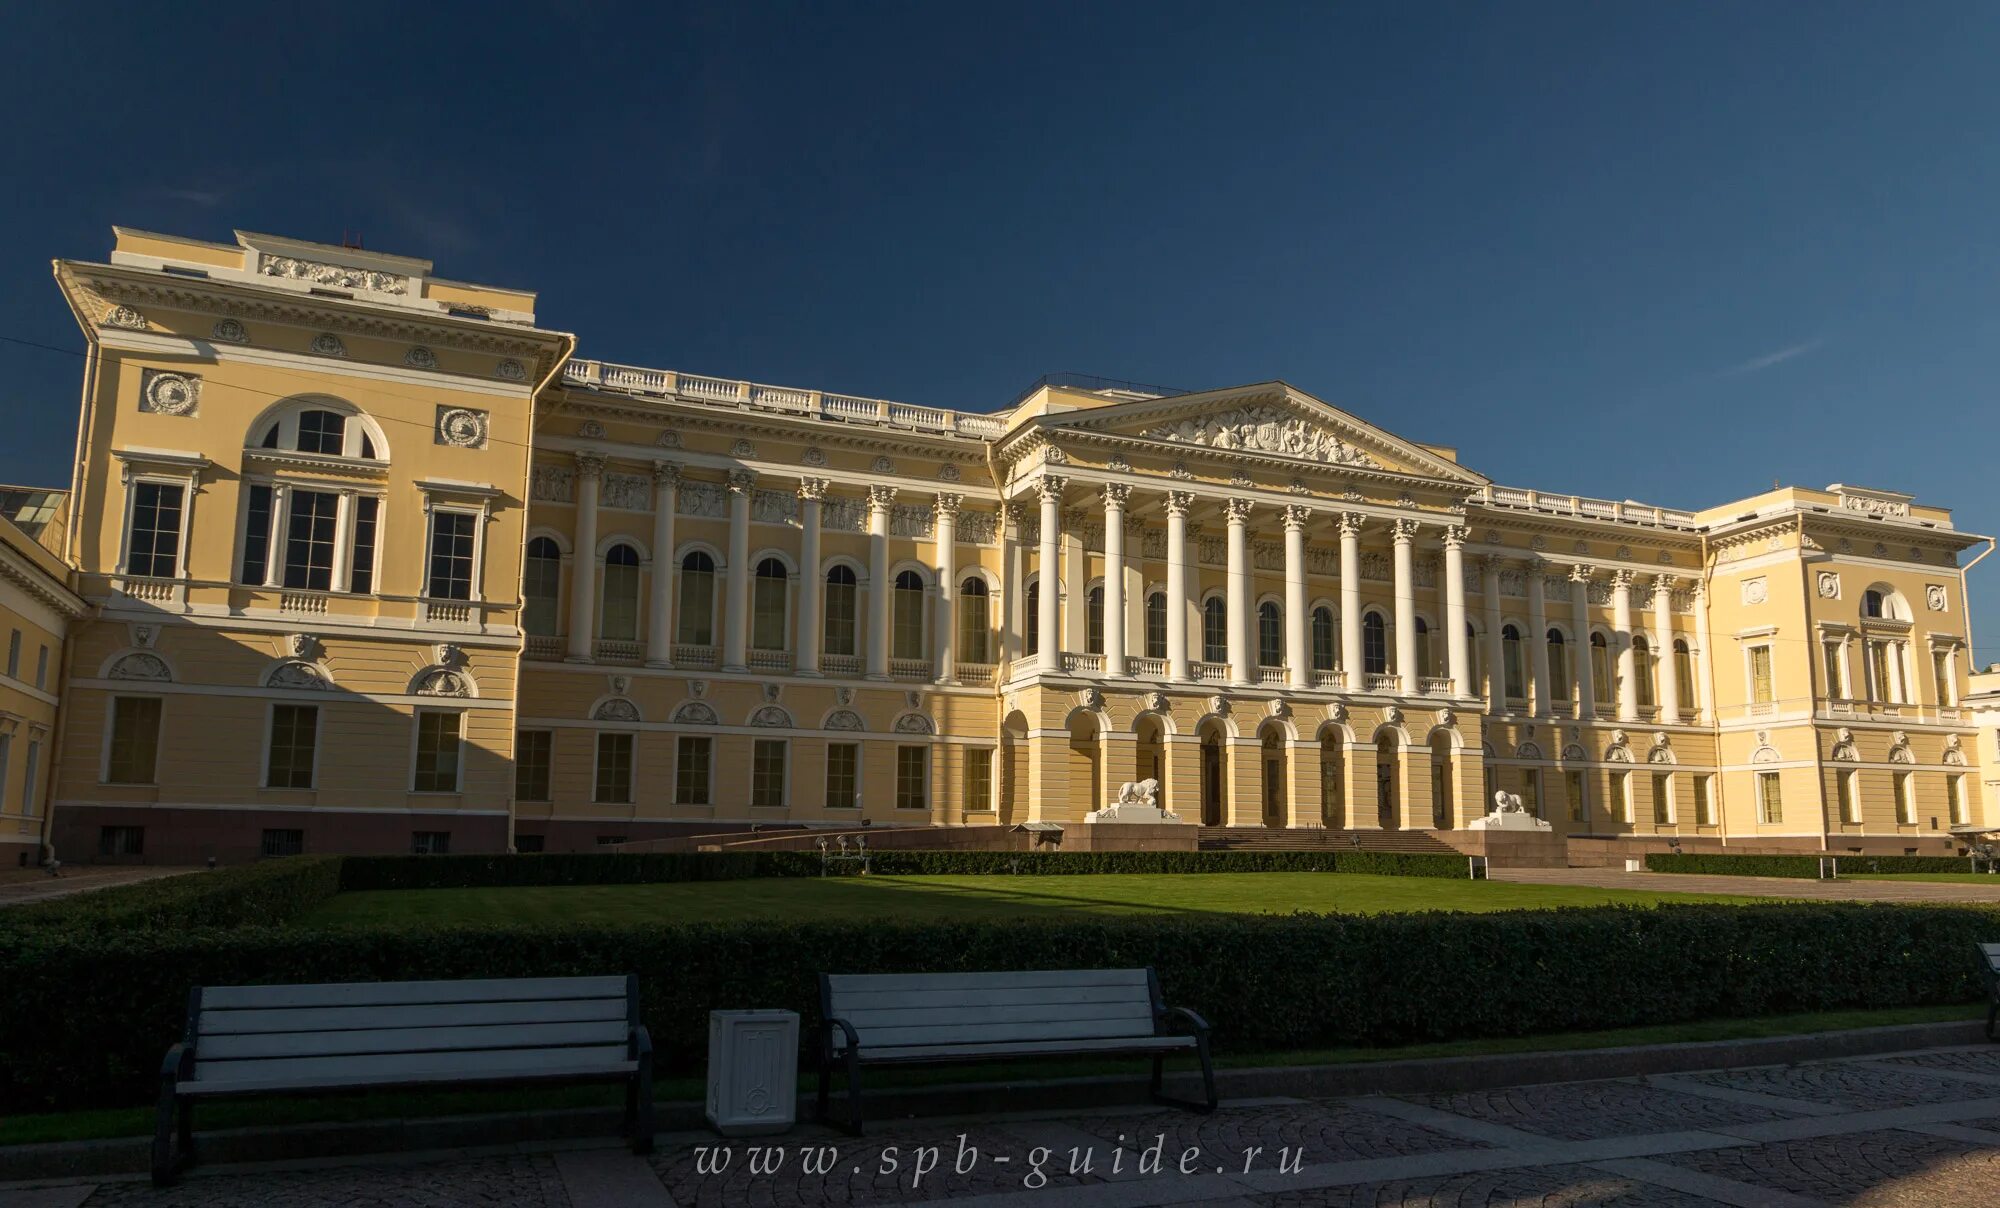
[30,226,1993,863]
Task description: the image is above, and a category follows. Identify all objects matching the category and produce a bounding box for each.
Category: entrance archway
[999,711,1029,825]
[1260,725,1287,828]
[1376,731,1400,829]
[1068,711,1103,818]
[1429,731,1454,829]
[1135,715,1168,813]
[1199,722,1226,826]
[1320,728,1345,828]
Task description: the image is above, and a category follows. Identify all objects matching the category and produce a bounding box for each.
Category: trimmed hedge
[338,848,1471,890]
[1646,853,1978,879]
[1,900,1992,1113]
[1,856,344,932]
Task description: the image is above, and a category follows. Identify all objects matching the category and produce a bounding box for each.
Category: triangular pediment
[1035,381,1487,486]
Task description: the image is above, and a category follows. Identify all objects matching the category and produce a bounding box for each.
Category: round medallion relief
[437,408,488,448]
[143,372,200,416]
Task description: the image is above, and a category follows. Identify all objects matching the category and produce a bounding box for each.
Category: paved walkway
[1493,865,2000,903]
[18,1043,2000,1205]
[0,866,196,908]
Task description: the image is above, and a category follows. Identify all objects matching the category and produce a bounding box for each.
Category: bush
[2,856,344,933]
[1646,854,1978,879]
[1,900,1992,1113]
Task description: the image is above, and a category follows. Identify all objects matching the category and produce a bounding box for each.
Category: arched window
[677,551,715,645]
[1145,592,1168,659]
[1673,639,1694,711]
[1025,581,1040,655]
[1202,596,1228,664]
[1590,632,1611,704]
[1311,607,1336,672]
[752,558,788,651]
[1413,616,1432,678]
[1258,602,1282,668]
[522,537,562,636]
[1863,589,1885,619]
[1085,586,1105,655]
[600,544,642,642]
[892,570,926,660]
[1546,629,1568,703]
[1501,624,1524,699]
[823,565,857,656]
[960,577,990,664]
[1363,611,1388,675]
[250,400,384,460]
[1862,585,1909,622]
[1633,635,1655,709]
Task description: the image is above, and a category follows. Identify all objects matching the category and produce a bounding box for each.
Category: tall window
[426,511,476,600]
[1258,602,1282,668]
[265,704,318,789]
[1863,589,1887,619]
[1024,581,1040,655]
[295,409,347,454]
[1501,625,1524,699]
[675,736,712,805]
[1566,769,1587,822]
[595,733,633,803]
[107,697,162,784]
[1673,640,1694,710]
[523,538,562,636]
[34,647,46,691]
[892,571,926,660]
[1202,597,1228,664]
[1757,771,1783,824]
[1934,649,1956,706]
[1822,641,1846,699]
[1145,592,1168,660]
[752,558,788,650]
[678,552,716,645]
[1950,774,1968,826]
[20,740,37,818]
[412,711,461,792]
[5,630,17,678]
[1837,769,1859,824]
[895,746,929,810]
[1590,634,1611,704]
[241,484,274,585]
[825,742,859,809]
[283,490,341,590]
[1413,617,1432,678]
[1651,773,1672,824]
[600,544,642,642]
[350,496,379,594]
[1633,637,1655,709]
[1468,623,1482,697]
[1547,630,1569,703]
[1519,768,1540,818]
[824,565,857,656]
[1695,774,1716,826]
[1894,771,1915,825]
[516,730,552,801]
[1311,607,1336,672]
[1614,769,1633,823]
[1085,586,1105,655]
[1748,644,1774,705]
[960,577,991,663]
[1363,612,1388,676]
[126,482,184,577]
[964,748,994,811]
[752,739,787,807]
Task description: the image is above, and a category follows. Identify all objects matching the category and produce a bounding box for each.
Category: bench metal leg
[843,1049,865,1136]
[1148,1042,1218,1114]
[816,1059,832,1123]
[1988,997,1998,1042]
[151,1083,181,1186]
[629,1064,655,1154]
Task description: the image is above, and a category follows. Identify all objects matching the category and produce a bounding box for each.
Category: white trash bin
[1624,858,1644,872]
[706,1009,799,1136]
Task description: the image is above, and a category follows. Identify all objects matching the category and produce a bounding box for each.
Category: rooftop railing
[564,358,1007,441]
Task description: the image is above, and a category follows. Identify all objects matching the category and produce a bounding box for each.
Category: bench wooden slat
[826,969,1148,994]
[195,1020,629,1061]
[839,1017,1158,1048]
[839,1002,1153,1032]
[833,985,1150,1012]
[857,1036,1197,1062]
[192,1044,633,1089]
[200,998,627,1036]
[199,977,629,1010]
[184,1057,639,1097]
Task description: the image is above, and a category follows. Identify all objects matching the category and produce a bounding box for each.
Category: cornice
[241,448,390,480]
[548,392,990,463]
[1460,504,1705,549]
[0,542,88,620]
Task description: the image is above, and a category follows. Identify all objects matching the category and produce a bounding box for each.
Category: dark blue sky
[6,4,1999,652]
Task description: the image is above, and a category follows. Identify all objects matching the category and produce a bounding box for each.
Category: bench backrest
[1980,943,2000,976]
[186,975,635,1085]
[822,968,1160,1050]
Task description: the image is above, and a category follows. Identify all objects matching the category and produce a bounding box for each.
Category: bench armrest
[628,1025,653,1061]
[159,1042,191,1082]
[824,1016,860,1056]
[1158,1006,1211,1038]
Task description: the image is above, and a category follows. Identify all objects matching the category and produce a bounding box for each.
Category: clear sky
[4,4,1998,654]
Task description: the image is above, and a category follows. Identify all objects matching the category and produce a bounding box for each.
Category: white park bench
[1981,943,2000,1040]
[816,967,1216,1132]
[153,974,653,1185]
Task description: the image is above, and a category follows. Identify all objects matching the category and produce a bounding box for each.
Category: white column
[1224,498,1253,684]
[1001,503,1025,673]
[1653,575,1678,721]
[1612,569,1637,722]
[1340,513,1364,690]
[1571,565,1596,721]
[1527,562,1550,715]
[1444,525,1470,697]
[644,461,680,668]
[1392,519,1419,694]
[1100,484,1129,676]
[1038,477,1065,673]
[1165,491,1193,682]
[1692,582,1713,722]
[721,471,754,672]
[795,478,827,676]
[1482,556,1505,711]
[1283,505,1311,689]
[934,493,960,683]
[564,451,603,663]
[867,484,896,680]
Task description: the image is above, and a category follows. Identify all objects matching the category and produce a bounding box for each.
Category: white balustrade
[524,636,562,660]
[957,663,997,686]
[748,649,794,672]
[1419,676,1456,696]
[674,644,719,668]
[594,639,643,664]
[889,658,934,680]
[821,654,863,677]
[1126,656,1166,678]
[1062,652,1104,674]
[1364,672,1399,693]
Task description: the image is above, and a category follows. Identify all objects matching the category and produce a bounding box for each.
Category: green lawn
[302,872,1756,928]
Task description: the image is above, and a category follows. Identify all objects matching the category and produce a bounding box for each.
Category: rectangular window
[1895,771,1915,825]
[1823,641,1845,698]
[426,510,477,600]
[282,489,341,591]
[33,646,46,691]
[260,828,305,857]
[241,484,274,584]
[127,481,184,577]
[1934,650,1955,706]
[752,571,787,651]
[1146,595,1168,661]
[1748,645,1774,705]
[514,833,546,853]
[265,704,318,789]
[1757,771,1784,824]
[1202,600,1227,665]
[752,739,787,807]
[675,736,712,805]
[411,830,451,855]
[6,629,19,678]
[412,711,461,792]
[1519,769,1540,818]
[1868,642,1892,703]
[0,734,13,811]
[1652,773,1673,824]
[895,746,929,811]
[1838,770,1859,824]
[964,748,994,812]
[515,729,552,801]
[107,696,162,784]
[1614,770,1632,824]
[595,733,633,804]
[823,575,855,656]
[21,740,38,818]
[1565,769,1586,822]
[1950,774,1968,826]
[825,742,859,809]
[98,825,144,856]
[349,496,380,594]
[1695,774,1717,826]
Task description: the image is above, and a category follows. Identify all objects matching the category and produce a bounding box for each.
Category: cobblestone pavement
[0,866,196,908]
[1491,865,2000,902]
[22,1045,2000,1206]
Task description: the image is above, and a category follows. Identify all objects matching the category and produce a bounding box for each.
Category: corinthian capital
[574,451,606,480]
[868,484,899,512]
[1165,490,1196,517]
[650,459,682,487]
[934,492,964,520]
[1222,498,1255,524]
[1338,512,1365,538]
[796,477,830,502]
[1282,504,1314,530]
[1038,475,1069,503]
[726,470,756,494]
[1568,563,1594,584]
[1100,482,1132,509]
[1392,517,1421,542]
[1611,569,1636,589]
[1442,524,1470,549]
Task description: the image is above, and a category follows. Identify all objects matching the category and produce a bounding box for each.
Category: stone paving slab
[1406,1079,1800,1141]
[76,1152,572,1206]
[1666,1060,1988,1111]
[1246,1161,1732,1207]
[1652,1126,2000,1205]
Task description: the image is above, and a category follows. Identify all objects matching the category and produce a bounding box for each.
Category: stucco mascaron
[30,226,1998,862]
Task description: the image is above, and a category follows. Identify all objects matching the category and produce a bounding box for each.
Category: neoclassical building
[36,227,1992,862]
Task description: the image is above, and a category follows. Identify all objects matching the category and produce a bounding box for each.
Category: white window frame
[1614,769,1632,824]
[262,700,324,791]
[677,543,726,649]
[674,734,714,806]
[594,731,636,804]
[748,552,796,654]
[1651,771,1675,825]
[964,746,997,813]
[596,540,648,644]
[750,737,790,808]
[415,481,500,603]
[1838,768,1861,824]
[409,708,465,794]
[101,694,164,785]
[895,744,930,811]
[1694,773,1717,826]
[1757,770,1783,824]
[1894,771,1916,826]
[1744,642,1775,706]
[238,477,387,595]
[117,473,194,579]
[824,740,862,810]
